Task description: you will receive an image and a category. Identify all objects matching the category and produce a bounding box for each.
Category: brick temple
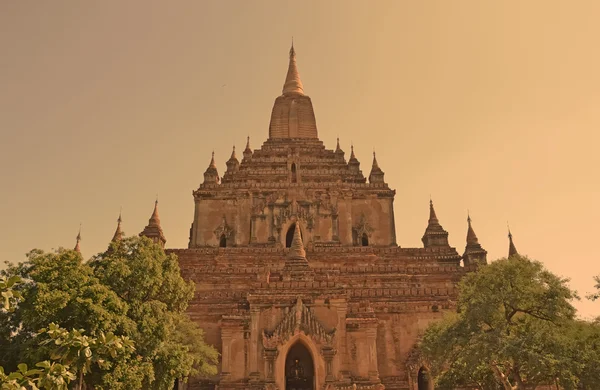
[120,44,519,390]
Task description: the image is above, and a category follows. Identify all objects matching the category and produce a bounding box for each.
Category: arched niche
[275,333,324,390]
[291,163,298,183]
[417,366,433,390]
[361,233,369,246]
[285,342,314,390]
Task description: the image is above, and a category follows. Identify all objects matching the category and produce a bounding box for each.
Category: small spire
[350,144,355,158]
[287,222,306,260]
[282,42,304,96]
[336,137,341,151]
[74,224,82,253]
[140,199,166,247]
[243,136,253,160]
[149,199,160,226]
[230,145,236,160]
[209,151,216,168]
[462,213,488,265]
[112,211,123,242]
[203,151,220,184]
[429,199,439,224]
[368,150,385,184]
[372,151,379,168]
[422,198,450,248]
[508,223,519,257]
[466,212,479,245]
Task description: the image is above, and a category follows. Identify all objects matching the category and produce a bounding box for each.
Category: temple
[162,44,483,390]
[83,45,523,390]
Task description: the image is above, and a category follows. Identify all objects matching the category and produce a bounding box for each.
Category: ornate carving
[354,214,374,238]
[214,215,234,239]
[262,298,336,350]
[252,199,266,215]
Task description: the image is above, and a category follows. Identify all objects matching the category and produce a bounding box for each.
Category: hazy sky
[1,1,598,318]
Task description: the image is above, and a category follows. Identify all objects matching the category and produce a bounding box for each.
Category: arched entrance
[285,342,314,390]
[285,223,303,248]
[418,367,432,390]
[219,234,227,247]
[361,233,369,246]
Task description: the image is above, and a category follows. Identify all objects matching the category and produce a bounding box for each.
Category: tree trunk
[78,370,84,390]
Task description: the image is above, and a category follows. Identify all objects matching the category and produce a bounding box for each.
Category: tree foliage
[421,255,600,390]
[0,236,218,390]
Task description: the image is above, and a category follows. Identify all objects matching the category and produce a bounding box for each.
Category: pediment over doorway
[262,298,336,349]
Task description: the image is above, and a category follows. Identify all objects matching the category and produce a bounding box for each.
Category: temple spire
[149,199,160,226]
[421,198,450,248]
[209,151,216,168]
[334,137,345,159]
[74,224,82,253]
[348,143,362,175]
[225,145,240,175]
[282,41,304,96]
[466,212,479,245]
[462,213,487,266]
[243,136,253,160]
[428,199,439,224]
[111,211,123,242]
[368,151,385,184]
[508,224,519,257]
[140,199,166,248]
[203,151,220,184]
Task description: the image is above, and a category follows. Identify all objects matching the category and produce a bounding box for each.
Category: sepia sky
[1,1,599,318]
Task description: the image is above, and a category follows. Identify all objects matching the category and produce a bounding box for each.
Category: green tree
[38,323,136,390]
[420,255,594,390]
[0,276,22,312]
[91,236,218,389]
[1,237,217,389]
[0,249,132,373]
[588,275,600,301]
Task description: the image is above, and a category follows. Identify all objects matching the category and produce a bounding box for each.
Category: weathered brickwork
[161,45,489,390]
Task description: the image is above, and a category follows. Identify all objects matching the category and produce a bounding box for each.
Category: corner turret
[203,151,220,185]
[368,151,385,184]
[421,199,450,248]
[140,199,166,248]
[462,213,487,266]
[226,146,240,173]
[348,145,362,174]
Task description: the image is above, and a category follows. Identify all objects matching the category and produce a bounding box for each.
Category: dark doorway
[219,234,227,248]
[291,163,297,183]
[285,224,303,248]
[418,367,431,390]
[285,342,314,390]
[361,233,369,246]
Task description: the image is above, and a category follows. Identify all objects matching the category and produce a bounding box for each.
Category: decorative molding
[214,215,234,239]
[262,298,336,350]
[354,213,374,240]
